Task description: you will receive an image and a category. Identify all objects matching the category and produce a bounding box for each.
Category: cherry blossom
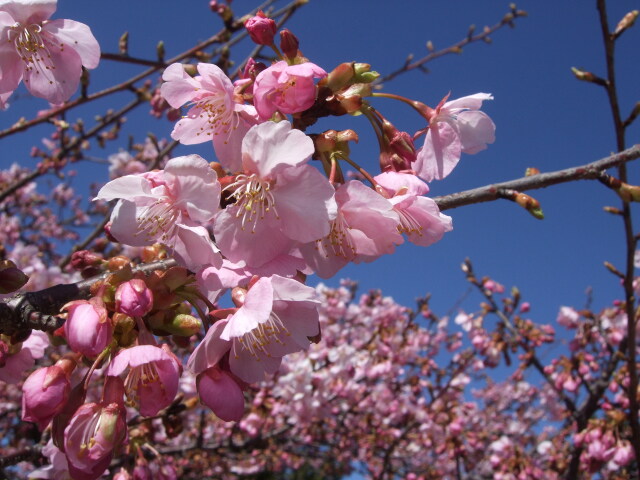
[95,154,222,271]
[0,0,100,104]
[253,60,326,120]
[214,120,336,267]
[414,93,495,181]
[161,62,259,171]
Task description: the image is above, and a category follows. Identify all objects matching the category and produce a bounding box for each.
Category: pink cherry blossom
[115,279,154,317]
[244,11,277,46]
[161,62,259,171]
[0,0,100,105]
[0,330,48,383]
[62,297,112,358]
[95,154,222,272]
[414,93,495,182]
[374,171,452,246]
[197,366,245,422]
[253,60,326,120]
[300,180,402,279]
[22,357,74,430]
[214,121,336,268]
[107,344,182,417]
[219,275,321,383]
[63,378,127,480]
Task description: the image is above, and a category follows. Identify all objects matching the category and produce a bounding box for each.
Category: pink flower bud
[279,28,299,60]
[245,11,277,46]
[115,279,154,317]
[63,298,112,358]
[0,260,28,294]
[22,358,75,430]
[197,366,245,422]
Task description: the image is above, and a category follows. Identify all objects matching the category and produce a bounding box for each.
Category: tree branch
[434,144,640,211]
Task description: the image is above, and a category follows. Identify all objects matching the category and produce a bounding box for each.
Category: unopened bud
[279,29,300,60]
[156,41,165,62]
[617,182,640,202]
[164,314,202,336]
[613,10,638,38]
[604,261,624,278]
[245,11,277,46]
[603,206,622,215]
[324,62,356,92]
[571,67,600,84]
[107,256,131,271]
[515,192,544,219]
[0,260,28,294]
[118,31,128,55]
[525,167,540,176]
[353,63,379,83]
[70,250,104,271]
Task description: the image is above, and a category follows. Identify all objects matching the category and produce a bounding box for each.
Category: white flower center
[225,173,278,232]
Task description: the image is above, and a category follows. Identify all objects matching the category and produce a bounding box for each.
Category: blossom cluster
[0,3,499,479]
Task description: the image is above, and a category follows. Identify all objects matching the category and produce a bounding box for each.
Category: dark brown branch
[433,144,640,211]
[0,259,177,338]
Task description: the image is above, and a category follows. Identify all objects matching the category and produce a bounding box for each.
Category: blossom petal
[44,19,100,69]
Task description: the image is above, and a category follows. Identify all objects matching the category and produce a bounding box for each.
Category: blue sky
[3,0,640,337]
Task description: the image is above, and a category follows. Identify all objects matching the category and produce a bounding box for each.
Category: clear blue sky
[4,0,640,334]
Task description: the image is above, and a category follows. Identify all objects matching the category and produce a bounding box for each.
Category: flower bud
[245,11,277,46]
[0,260,28,294]
[70,250,104,271]
[279,28,299,60]
[115,279,154,317]
[63,297,112,358]
[22,358,75,430]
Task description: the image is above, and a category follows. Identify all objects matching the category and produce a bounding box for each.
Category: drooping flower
[62,297,112,358]
[253,60,326,120]
[95,154,222,272]
[197,365,245,422]
[413,93,495,182]
[374,171,452,246]
[161,62,259,171]
[22,357,75,430]
[300,180,402,279]
[0,0,100,105]
[106,344,182,417]
[214,121,336,268]
[63,377,127,480]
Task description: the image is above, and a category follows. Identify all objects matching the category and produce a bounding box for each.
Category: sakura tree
[0,1,639,479]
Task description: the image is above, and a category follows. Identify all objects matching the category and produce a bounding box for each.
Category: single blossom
[106,344,182,417]
[300,180,402,279]
[413,93,495,182]
[0,0,100,104]
[22,357,74,430]
[214,121,336,267]
[115,279,154,317]
[197,366,245,422]
[95,155,222,272]
[161,62,258,171]
[253,60,326,120]
[374,171,452,246]
[62,297,112,358]
[63,376,126,480]
[244,11,277,46]
[221,275,321,383]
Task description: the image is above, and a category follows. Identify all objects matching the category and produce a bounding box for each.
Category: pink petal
[161,63,199,107]
[23,39,82,104]
[241,121,314,177]
[0,1,56,24]
[197,367,245,422]
[456,110,496,154]
[414,122,461,182]
[187,320,230,375]
[444,92,493,111]
[221,278,273,340]
[44,19,100,69]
